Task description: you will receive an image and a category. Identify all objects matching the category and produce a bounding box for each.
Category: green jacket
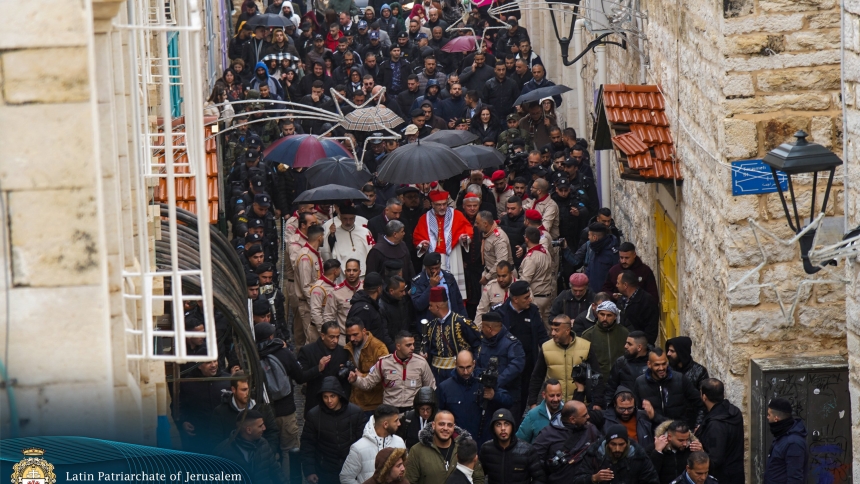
[405,423,485,484]
[581,322,629,378]
[328,0,360,15]
[516,399,554,443]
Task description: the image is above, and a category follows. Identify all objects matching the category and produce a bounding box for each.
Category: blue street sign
[731,159,788,196]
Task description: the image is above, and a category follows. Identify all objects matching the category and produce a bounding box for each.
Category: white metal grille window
[119,0,218,362]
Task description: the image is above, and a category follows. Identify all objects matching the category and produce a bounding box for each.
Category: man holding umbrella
[321,204,375,278]
[413,190,474,299]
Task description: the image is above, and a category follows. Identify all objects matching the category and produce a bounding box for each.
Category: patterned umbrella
[261,52,300,63]
[342,106,404,131]
[263,134,352,168]
[441,35,481,53]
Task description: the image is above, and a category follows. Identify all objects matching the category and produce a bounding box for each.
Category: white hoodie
[339,416,406,484]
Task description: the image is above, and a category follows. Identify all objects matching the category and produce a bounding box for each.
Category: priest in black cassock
[365,218,416,284]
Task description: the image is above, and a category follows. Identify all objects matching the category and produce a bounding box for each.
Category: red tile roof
[604,84,681,182]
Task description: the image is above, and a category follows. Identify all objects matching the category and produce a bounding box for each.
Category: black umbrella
[305,156,371,189]
[294,184,369,204]
[377,141,470,184]
[454,145,506,170]
[423,130,478,147]
[246,13,290,29]
[514,85,572,106]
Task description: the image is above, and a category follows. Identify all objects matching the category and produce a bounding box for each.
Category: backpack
[260,354,293,401]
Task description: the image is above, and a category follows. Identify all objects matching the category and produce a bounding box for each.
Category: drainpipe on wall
[573,18,587,140]
[596,44,611,207]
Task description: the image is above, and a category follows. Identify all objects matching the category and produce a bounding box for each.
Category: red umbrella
[441,35,481,53]
[262,134,352,169]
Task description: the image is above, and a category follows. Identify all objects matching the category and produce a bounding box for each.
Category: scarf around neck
[427,208,454,256]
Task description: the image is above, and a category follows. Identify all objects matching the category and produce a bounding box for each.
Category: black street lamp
[545,0,626,66]
[762,130,842,274]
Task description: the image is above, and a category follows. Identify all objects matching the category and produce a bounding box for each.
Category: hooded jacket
[479,433,547,484]
[469,109,501,143]
[364,447,410,484]
[213,430,286,484]
[694,399,744,484]
[602,386,653,452]
[573,437,660,484]
[248,61,285,100]
[348,290,395,351]
[404,423,486,484]
[650,420,699,484]
[301,376,367,481]
[341,416,407,484]
[398,386,438,449]
[665,336,709,390]
[379,289,417,342]
[605,353,650,405]
[763,418,807,484]
[631,368,704,429]
[257,337,313,416]
[532,413,603,484]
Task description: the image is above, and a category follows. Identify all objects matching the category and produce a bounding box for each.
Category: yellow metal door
[654,203,679,345]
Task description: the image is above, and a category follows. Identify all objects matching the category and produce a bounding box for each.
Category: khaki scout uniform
[295,244,322,343]
[309,276,339,344]
[525,195,560,240]
[474,278,515,328]
[330,280,362,337]
[519,245,553,332]
[354,353,436,410]
[481,226,513,283]
[286,230,308,345]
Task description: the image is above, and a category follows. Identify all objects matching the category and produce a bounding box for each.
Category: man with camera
[527,314,606,410]
[532,401,603,484]
[437,350,513,444]
[476,311,526,419]
[572,425,660,484]
[349,330,436,412]
[344,318,390,413]
[297,321,353,416]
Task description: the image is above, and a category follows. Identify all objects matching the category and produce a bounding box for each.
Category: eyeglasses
[617,406,636,414]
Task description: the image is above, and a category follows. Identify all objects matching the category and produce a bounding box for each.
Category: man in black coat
[447,438,481,484]
[651,420,702,484]
[297,321,353,415]
[532,401,603,484]
[366,220,415,283]
[379,275,417,341]
[549,272,594,322]
[666,336,710,391]
[694,379,744,484]
[210,371,280,457]
[573,424,660,484]
[482,61,521,121]
[213,409,286,484]
[300,376,366,484]
[498,196,526,268]
[367,198,403,243]
[175,360,231,453]
[479,409,546,484]
[671,452,720,484]
[605,331,650,403]
[617,270,660,344]
[346,272,395,351]
[298,80,336,134]
[602,386,653,452]
[632,348,704,429]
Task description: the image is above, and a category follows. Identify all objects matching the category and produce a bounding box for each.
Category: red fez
[428,191,449,203]
[490,170,506,182]
[429,286,448,303]
[525,209,543,221]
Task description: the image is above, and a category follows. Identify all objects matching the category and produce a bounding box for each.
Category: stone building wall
[841,0,860,479]
[520,0,850,472]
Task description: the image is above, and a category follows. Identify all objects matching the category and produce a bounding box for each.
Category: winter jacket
[297,338,353,415]
[210,392,280,453]
[469,112,501,144]
[482,76,520,120]
[620,289,660,345]
[175,367,231,452]
[405,423,486,484]
[437,370,513,444]
[348,290,396,351]
[526,338,604,408]
[476,325,526,401]
[411,269,467,322]
[516,399,557,443]
[666,336,710,390]
[694,399,744,484]
[459,64,496,92]
[573,437,660,484]
[602,408,653,453]
[763,418,808,484]
[341,416,408,484]
[581,322,629,380]
[602,257,659,303]
[631,369,703,429]
[398,386,438,449]
[301,376,367,482]
[329,0,361,15]
[479,435,547,484]
[650,420,699,484]
[563,235,620,294]
[605,353,650,405]
[549,288,594,323]
[363,447,411,484]
[670,473,719,484]
[532,414,603,484]
[346,331,390,411]
[257,338,313,417]
[213,432,286,484]
[379,290,417,342]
